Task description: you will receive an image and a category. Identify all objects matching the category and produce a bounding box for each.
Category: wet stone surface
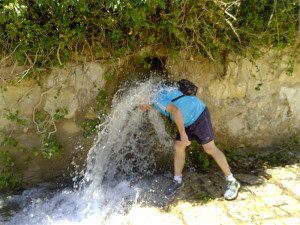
[1,162,300,224]
[131,162,300,225]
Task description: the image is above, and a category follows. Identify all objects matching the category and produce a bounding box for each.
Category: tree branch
[32,86,55,134]
[0,43,21,66]
[16,47,40,84]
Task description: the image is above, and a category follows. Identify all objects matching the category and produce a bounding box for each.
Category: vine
[3,108,27,126]
[0,0,299,189]
[0,103,68,189]
[0,0,298,75]
[82,88,108,138]
[0,148,21,189]
[33,109,68,159]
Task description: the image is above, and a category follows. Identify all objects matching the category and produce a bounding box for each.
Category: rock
[235,173,266,186]
[280,86,300,120]
[60,120,82,134]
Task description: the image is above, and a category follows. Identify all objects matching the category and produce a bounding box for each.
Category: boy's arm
[166,103,191,146]
[136,104,153,111]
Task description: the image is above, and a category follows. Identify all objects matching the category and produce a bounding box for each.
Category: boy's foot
[164,180,184,196]
[224,179,240,200]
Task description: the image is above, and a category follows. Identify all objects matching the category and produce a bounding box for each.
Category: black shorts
[176,107,215,145]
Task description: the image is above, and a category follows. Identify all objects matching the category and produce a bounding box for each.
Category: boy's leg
[202,140,231,176]
[164,141,186,196]
[174,141,186,176]
[202,140,240,200]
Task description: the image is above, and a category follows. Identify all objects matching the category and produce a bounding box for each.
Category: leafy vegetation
[0,0,298,77]
[3,108,27,125]
[0,149,21,189]
[258,132,300,166]
[222,131,300,169]
[41,135,64,159]
[186,141,212,171]
[177,131,299,173]
[0,106,68,189]
[33,109,68,159]
[82,89,108,138]
[0,140,21,189]
[195,192,214,202]
[0,0,299,189]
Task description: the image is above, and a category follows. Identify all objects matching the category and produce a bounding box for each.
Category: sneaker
[224,179,240,200]
[164,180,184,196]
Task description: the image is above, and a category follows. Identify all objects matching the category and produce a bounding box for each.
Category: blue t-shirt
[152,87,206,127]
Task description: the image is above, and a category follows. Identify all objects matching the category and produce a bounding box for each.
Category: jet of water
[4,78,174,225]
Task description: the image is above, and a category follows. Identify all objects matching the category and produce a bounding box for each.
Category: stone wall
[166,49,300,148]
[0,62,106,185]
[0,48,299,186]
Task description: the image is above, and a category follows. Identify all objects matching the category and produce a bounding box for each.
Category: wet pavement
[1,154,299,225]
[125,162,300,225]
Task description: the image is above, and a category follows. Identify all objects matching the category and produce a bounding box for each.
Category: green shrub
[1,0,298,72]
[0,149,21,189]
[186,141,212,171]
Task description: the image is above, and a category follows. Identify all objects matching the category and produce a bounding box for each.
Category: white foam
[4,78,174,225]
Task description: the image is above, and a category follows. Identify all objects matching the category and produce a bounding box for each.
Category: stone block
[236,174,266,185]
[269,207,289,216]
[246,80,274,100]
[279,203,300,215]
[0,118,11,130]
[247,183,283,197]
[227,117,246,136]
[261,195,299,207]
[278,180,300,199]
[238,189,255,200]
[43,87,78,119]
[181,204,235,225]
[60,120,82,134]
[226,199,275,222]
[0,86,33,109]
[281,217,300,225]
[265,167,298,180]
[86,62,105,85]
[280,86,300,121]
[124,206,183,225]
[279,61,300,82]
[208,79,247,99]
[246,220,284,225]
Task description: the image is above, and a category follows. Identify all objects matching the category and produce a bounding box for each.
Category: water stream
[0,78,176,224]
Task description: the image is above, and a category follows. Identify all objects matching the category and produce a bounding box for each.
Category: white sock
[174,175,182,184]
[225,173,235,182]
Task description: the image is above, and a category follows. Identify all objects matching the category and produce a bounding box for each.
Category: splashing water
[1,79,175,224]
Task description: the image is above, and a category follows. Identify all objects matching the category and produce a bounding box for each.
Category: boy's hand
[179,132,191,146]
[137,104,153,111]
